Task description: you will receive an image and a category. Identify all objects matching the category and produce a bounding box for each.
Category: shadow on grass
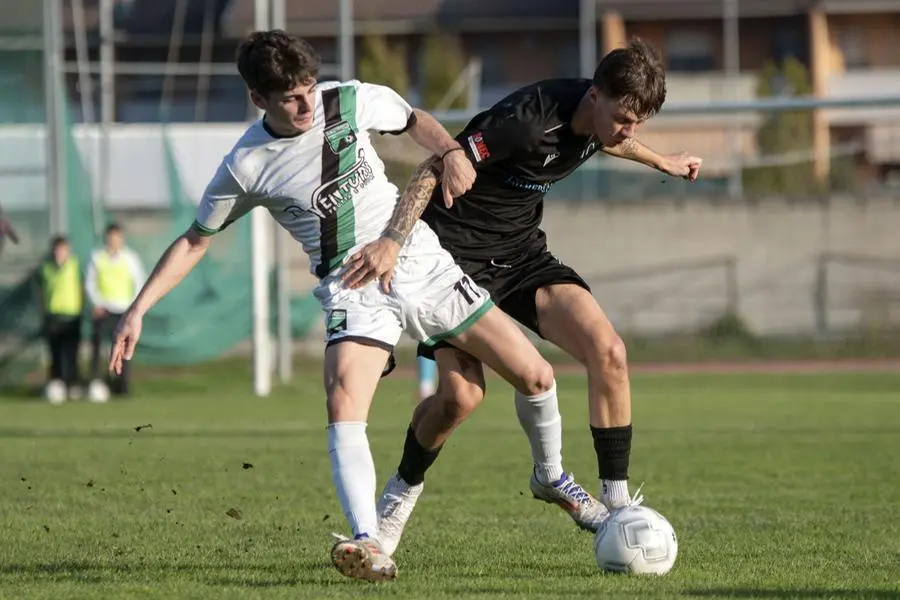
[0,560,618,596]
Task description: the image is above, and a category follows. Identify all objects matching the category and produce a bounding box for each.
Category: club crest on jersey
[326,309,347,334]
[307,149,375,219]
[467,132,490,163]
[324,121,358,154]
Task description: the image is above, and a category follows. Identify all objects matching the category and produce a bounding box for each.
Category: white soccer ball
[594,505,678,575]
[87,379,110,403]
[44,379,67,405]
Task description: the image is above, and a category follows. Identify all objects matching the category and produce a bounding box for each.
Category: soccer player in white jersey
[107,31,607,583]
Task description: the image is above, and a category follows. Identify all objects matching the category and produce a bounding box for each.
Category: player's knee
[589,334,629,382]
[326,383,365,422]
[516,358,555,397]
[436,378,484,425]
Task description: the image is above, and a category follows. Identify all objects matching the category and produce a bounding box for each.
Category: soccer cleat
[330,533,397,582]
[530,471,610,532]
[376,473,423,556]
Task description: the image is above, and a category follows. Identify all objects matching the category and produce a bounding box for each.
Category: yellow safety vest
[95,250,134,305]
[41,257,82,316]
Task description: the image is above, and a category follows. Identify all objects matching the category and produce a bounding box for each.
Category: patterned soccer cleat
[530,471,610,532]
[330,533,397,582]
[376,473,424,556]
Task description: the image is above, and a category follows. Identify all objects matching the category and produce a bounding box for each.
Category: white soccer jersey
[193,80,413,277]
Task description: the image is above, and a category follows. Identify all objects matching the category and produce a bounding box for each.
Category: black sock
[591,424,632,480]
[396,424,443,486]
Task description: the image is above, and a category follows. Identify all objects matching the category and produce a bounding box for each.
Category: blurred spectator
[36,235,83,404]
[0,204,19,255]
[86,223,145,400]
[416,355,437,402]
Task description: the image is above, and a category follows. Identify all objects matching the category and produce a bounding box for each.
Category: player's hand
[440,147,476,208]
[109,310,142,375]
[92,306,108,319]
[662,152,703,182]
[0,215,19,245]
[341,237,402,293]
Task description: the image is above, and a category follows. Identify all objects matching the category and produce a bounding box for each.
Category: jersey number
[453,276,479,306]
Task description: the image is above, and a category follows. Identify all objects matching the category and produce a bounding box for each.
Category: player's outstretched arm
[108,228,210,374]
[601,138,702,181]
[129,229,210,317]
[405,109,475,205]
[341,156,442,291]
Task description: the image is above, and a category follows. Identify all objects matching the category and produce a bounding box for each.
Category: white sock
[514,380,565,485]
[327,421,378,539]
[601,479,630,506]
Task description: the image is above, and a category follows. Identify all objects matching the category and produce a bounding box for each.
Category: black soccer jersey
[422,78,600,261]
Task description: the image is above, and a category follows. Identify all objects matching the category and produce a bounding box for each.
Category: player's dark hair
[236,30,321,96]
[105,222,121,235]
[50,235,68,249]
[592,38,666,119]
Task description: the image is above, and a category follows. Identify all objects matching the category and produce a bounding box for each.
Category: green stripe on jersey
[332,85,358,273]
[316,85,361,278]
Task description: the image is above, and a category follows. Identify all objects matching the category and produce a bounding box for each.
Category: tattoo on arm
[383,156,443,244]
[620,138,640,158]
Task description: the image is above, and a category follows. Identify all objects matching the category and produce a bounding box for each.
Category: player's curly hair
[236,30,321,96]
[592,38,666,119]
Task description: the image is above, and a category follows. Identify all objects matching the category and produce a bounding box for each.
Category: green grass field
[1,362,899,599]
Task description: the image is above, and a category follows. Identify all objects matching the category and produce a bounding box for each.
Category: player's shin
[592,424,633,507]
[396,423,443,487]
[327,421,379,539]
[587,367,633,508]
[514,380,565,485]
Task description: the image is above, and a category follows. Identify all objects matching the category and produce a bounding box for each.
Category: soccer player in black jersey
[341,39,702,556]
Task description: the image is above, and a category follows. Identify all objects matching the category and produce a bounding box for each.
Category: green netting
[0,47,321,384]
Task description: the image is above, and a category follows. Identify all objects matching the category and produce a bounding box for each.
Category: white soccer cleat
[44,379,67,405]
[87,379,110,403]
[376,473,423,556]
[330,533,397,582]
[530,471,610,532]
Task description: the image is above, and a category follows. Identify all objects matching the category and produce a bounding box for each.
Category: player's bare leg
[535,283,635,509]
[377,306,608,555]
[325,341,397,582]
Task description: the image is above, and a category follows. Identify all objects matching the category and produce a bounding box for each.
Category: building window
[470,41,504,86]
[557,40,580,79]
[665,30,714,72]
[774,27,805,63]
[837,28,867,69]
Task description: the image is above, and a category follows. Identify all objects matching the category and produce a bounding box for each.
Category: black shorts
[417,247,590,359]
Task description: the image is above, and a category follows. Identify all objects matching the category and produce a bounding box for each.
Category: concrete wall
[536,197,900,336]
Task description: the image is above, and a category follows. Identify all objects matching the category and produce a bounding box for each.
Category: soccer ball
[594,505,678,575]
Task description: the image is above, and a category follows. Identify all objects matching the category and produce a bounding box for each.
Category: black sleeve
[378,111,417,136]
[455,100,543,167]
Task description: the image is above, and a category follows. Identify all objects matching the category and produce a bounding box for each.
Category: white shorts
[313,221,494,351]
